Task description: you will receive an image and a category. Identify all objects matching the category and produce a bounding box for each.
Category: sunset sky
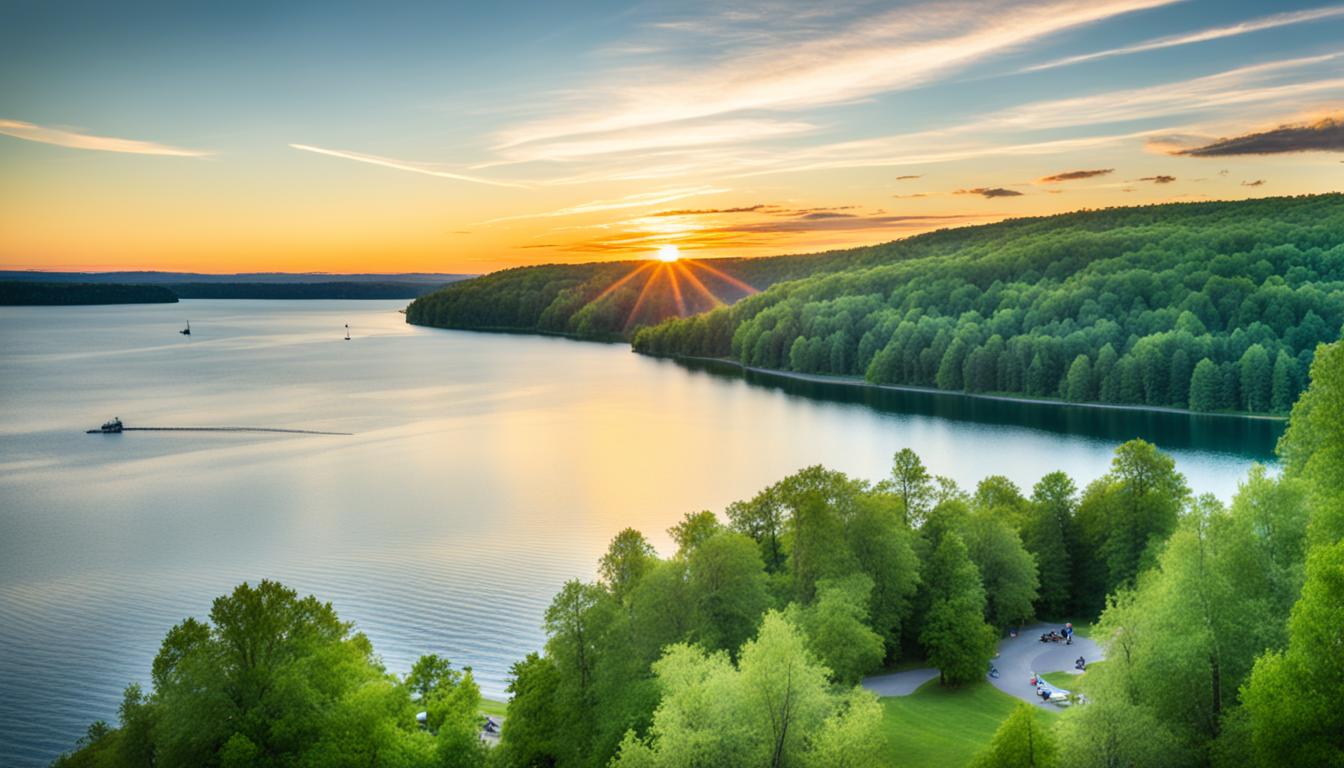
[1,0,1341,274]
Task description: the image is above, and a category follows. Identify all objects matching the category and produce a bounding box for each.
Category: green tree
[1242,541,1344,767]
[970,702,1058,768]
[888,448,934,525]
[600,528,656,604]
[611,612,884,767]
[961,512,1040,628]
[1064,354,1092,402]
[686,531,771,655]
[1270,349,1297,413]
[1189,357,1220,412]
[1023,472,1075,617]
[1239,343,1271,412]
[1103,439,1188,591]
[920,532,998,684]
[790,575,885,684]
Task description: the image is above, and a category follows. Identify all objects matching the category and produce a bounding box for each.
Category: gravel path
[862,622,1102,707]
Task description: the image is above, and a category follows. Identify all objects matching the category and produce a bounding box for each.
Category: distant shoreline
[662,354,1289,422]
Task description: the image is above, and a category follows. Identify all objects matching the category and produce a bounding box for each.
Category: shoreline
[664,354,1288,423]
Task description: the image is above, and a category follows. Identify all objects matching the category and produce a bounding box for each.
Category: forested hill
[0,281,178,305]
[633,195,1344,415]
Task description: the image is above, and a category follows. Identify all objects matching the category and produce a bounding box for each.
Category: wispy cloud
[1138,174,1177,183]
[481,186,729,224]
[1241,179,1266,186]
[651,205,771,216]
[0,118,209,156]
[956,187,1024,197]
[288,144,527,188]
[1021,6,1344,73]
[1039,168,1114,182]
[496,0,1178,152]
[1171,115,1344,156]
[979,54,1344,132]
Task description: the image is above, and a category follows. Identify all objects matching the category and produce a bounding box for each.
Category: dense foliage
[0,281,178,305]
[635,195,1344,414]
[52,581,488,768]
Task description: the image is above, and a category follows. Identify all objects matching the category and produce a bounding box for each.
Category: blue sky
[1,0,1341,271]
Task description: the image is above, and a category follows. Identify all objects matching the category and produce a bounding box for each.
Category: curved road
[863,623,1102,707]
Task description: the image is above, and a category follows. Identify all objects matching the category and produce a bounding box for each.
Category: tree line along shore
[407,195,1344,417]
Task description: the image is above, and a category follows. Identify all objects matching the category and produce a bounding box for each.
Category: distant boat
[180,321,191,336]
[344,323,350,341]
[87,417,123,434]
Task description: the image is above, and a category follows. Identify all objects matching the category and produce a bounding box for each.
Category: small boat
[180,321,191,336]
[344,324,350,341]
[87,417,123,434]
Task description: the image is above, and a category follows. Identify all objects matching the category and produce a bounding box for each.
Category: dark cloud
[799,211,857,220]
[1039,169,1113,183]
[1138,175,1176,184]
[706,213,977,234]
[1241,179,1266,187]
[1176,116,1344,157]
[650,204,770,217]
[955,187,1023,198]
[895,174,922,180]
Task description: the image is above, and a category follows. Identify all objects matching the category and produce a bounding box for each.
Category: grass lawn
[879,679,1049,767]
[1040,671,1080,689]
[479,698,508,718]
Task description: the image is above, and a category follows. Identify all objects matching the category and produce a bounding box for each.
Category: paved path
[862,623,1102,707]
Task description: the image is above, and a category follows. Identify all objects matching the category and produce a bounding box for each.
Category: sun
[656,244,681,262]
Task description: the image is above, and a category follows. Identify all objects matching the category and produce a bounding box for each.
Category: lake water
[0,300,1281,766]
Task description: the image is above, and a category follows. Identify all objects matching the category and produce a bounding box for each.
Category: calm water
[0,300,1280,766]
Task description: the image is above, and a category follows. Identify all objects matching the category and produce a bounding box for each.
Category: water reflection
[672,358,1283,461]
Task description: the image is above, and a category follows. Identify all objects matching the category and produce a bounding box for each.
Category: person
[1076,656,1086,670]
[1064,622,1073,645]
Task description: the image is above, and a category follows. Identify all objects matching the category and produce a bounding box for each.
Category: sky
[1,0,1341,274]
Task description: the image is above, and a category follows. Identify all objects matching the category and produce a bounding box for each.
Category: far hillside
[633,195,1344,415]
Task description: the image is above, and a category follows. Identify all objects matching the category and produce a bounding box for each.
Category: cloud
[0,118,209,156]
[980,54,1344,133]
[956,187,1024,198]
[289,144,526,188]
[798,211,857,220]
[893,193,928,198]
[496,0,1179,150]
[1021,6,1344,73]
[1172,115,1344,156]
[1138,175,1177,183]
[698,212,978,235]
[650,205,770,216]
[1039,168,1114,182]
[481,186,729,224]
[895,174,922,180]
[1241,179,1266,186]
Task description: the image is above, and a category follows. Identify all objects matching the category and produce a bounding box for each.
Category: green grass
[878,680,1048,767]
[479,698,508,718]
[1039,671,1080,690]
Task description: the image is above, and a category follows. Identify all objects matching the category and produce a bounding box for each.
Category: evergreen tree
[1064,354,1092,402]
[1189,357,1220,412]
[1270,349,1296,413]
[1239,344,1271,412]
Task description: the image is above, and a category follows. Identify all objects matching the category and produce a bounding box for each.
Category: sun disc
[657,244,680,262]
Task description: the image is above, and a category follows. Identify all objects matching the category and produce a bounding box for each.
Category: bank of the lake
[662,354,1289,422]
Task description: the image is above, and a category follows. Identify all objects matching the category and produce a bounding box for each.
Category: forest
[0,281,178,305]
[633,195,1344,414]
[52,338,1344,767]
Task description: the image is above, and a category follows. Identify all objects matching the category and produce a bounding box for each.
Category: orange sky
[2,1,1341,274]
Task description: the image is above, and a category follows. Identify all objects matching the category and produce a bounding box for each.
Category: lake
[0,300,1281,766]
